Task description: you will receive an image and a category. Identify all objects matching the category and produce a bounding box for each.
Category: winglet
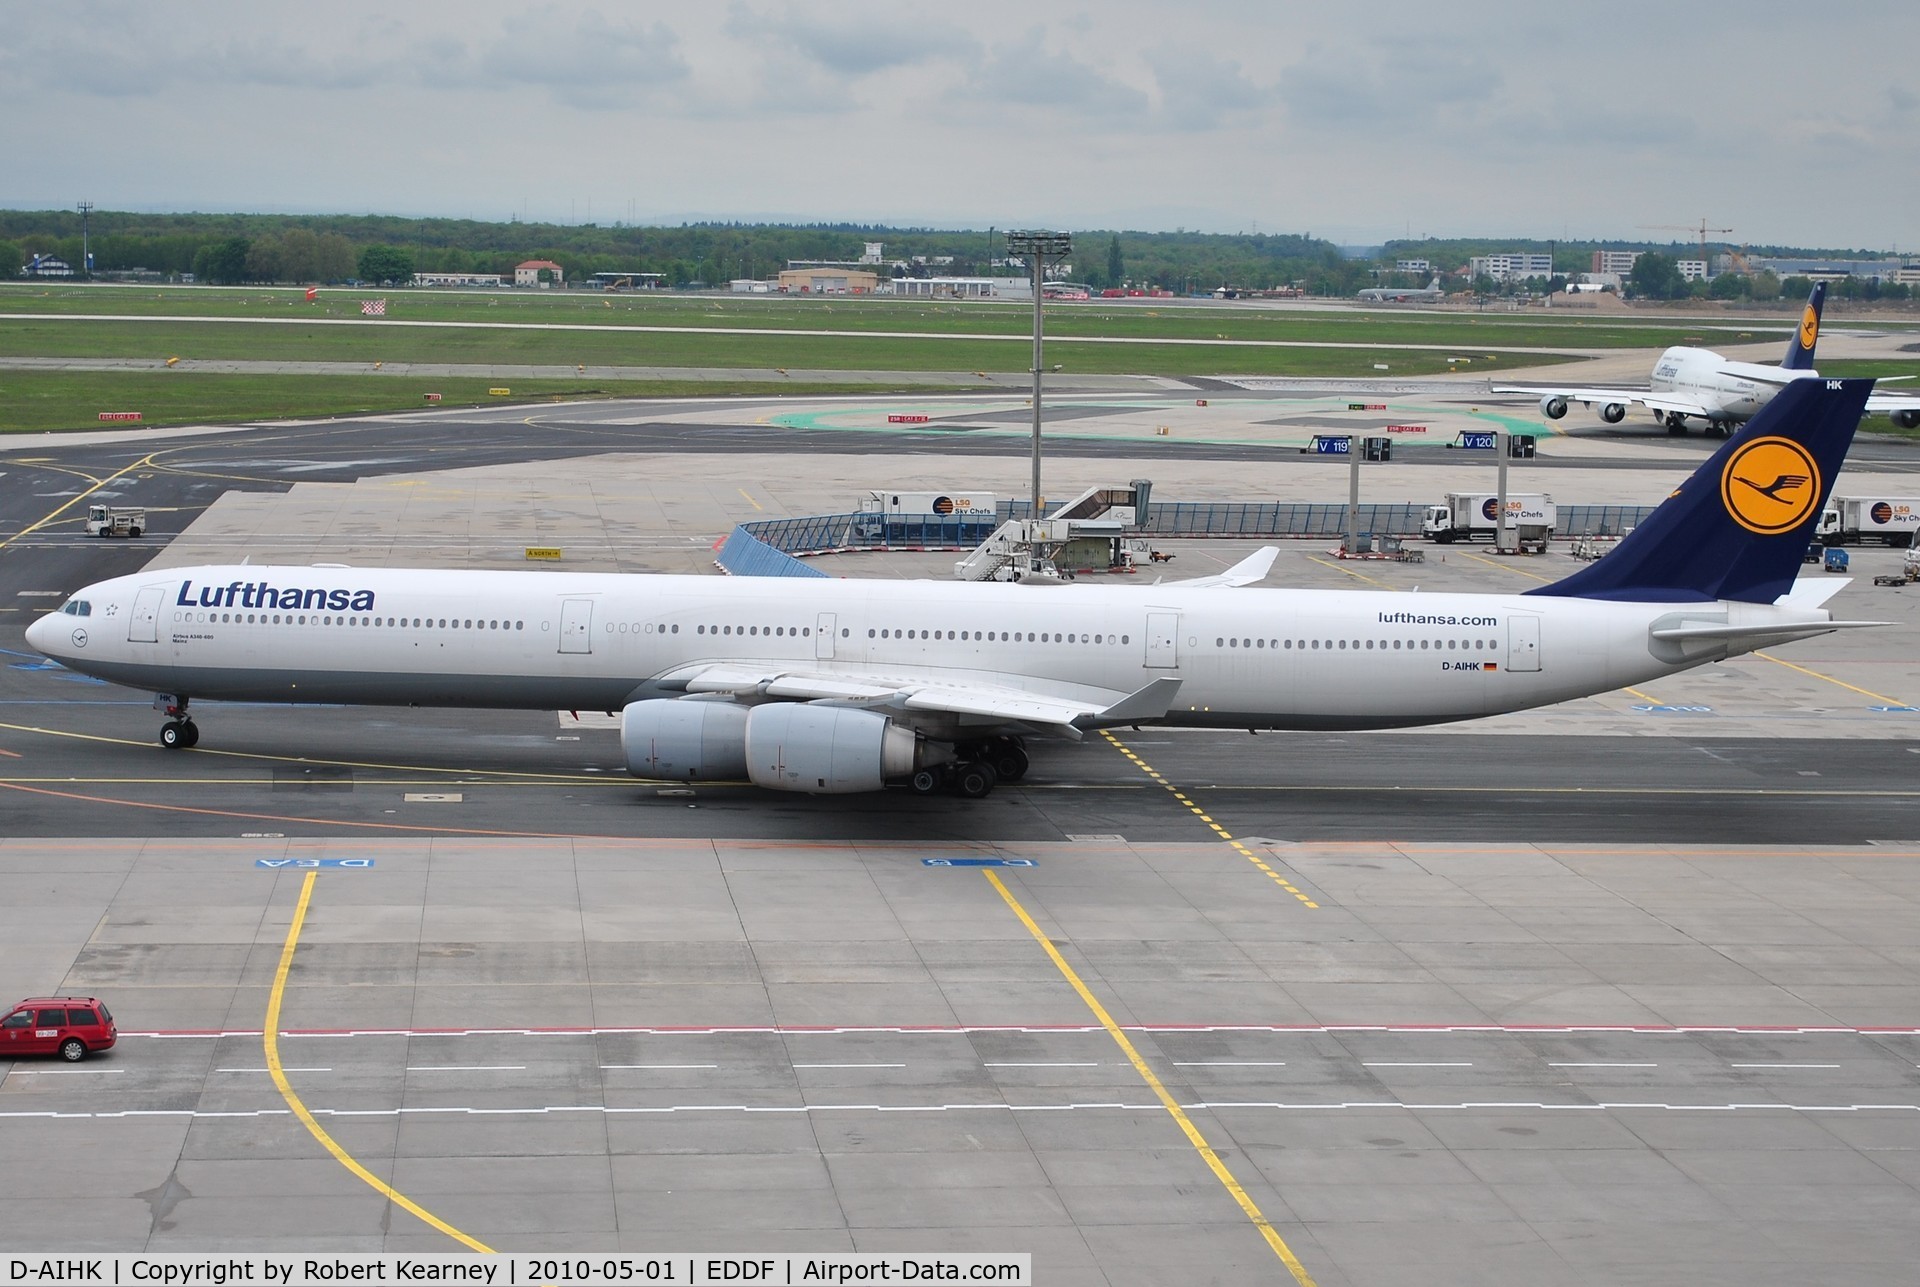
[1084,676,1183,726]
[1177,546,1279,588]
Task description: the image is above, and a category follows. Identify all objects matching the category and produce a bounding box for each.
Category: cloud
[727,2,978,76]
[1145,48,1271,131]
[955,31,1150,119]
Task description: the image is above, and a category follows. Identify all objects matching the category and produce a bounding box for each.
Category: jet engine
[1539,395,1569,420]
[743,704,943,794]
[1893,409,1920,430]
[621,698,749,781]
[1599,402,1627,423]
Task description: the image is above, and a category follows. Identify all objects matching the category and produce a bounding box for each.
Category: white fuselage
[26,564,1795,733]
[1650,345,1816,423]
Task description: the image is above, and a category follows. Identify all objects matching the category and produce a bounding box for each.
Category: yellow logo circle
[1720,436,1821,534]
[1799,305,1819,350]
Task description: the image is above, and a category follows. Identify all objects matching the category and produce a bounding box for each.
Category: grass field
[0,282,1826,348]
[0,371,939,434]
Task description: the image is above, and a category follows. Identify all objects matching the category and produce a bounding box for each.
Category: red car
[2,997,117,1061]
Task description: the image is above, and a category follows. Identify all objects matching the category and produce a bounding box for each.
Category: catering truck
[1816,496,1919,547]
[1422,492,1555,551]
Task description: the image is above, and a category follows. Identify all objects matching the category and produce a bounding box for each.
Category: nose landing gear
[156,695,198,749]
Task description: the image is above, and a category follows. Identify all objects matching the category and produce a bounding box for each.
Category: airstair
[953,480,1152,582]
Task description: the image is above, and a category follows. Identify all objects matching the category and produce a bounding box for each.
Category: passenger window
[68,1008,97,1026]
[1,1012,29,1029]
[35,1009,68,1026]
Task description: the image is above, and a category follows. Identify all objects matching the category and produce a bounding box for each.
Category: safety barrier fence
[715,503,1661,576]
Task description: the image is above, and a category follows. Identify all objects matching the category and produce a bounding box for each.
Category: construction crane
[1638,219,1734,266]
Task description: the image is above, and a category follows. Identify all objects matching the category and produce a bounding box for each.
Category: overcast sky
[7,1,1916,249]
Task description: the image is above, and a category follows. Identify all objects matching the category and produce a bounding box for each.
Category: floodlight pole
[77,202,93,280]
[1006,231,1071,520]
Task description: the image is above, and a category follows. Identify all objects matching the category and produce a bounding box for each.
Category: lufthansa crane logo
[1799,304,1819,350]
[1720,436,1822,534]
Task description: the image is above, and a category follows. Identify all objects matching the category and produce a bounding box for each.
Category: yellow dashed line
[1454,548,1556,583]
[737,487,764,511]
[265,873,497,1252]
[983,871,1321,1287]
[1101,731,1318,908]
[1753,650,1911,707]
[1304,555,1395,588]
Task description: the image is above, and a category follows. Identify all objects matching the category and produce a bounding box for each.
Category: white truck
[1422,492,1555,551]
[1816,496,1919,547]
[855,490,1000,541]
[85,504,145,538]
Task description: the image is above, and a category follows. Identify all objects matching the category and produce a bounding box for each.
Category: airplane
[25,378,1885,800]
[1357,275,1443,303]
[1494,282,1920,436]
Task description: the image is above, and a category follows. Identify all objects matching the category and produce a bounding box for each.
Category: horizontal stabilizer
[1777,578,1850,609]
[1649,620,1883,642]
[1087,676,1184,724]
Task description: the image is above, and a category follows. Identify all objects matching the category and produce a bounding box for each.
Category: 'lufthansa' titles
[176,579,376,612]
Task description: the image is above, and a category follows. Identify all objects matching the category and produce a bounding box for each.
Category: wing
[1169,546,1279,588]
[1494,384,1722,419]
[657,662,1183,738]
[1865,389,1920,414]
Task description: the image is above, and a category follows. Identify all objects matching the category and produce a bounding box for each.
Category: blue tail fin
[1780,281,1825,371]
[1530,377,1871,604]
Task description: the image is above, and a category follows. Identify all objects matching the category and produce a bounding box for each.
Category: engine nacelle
[1893,409,1920,430]
[744,704,926,794]
[1539,395,1569,420]
[1599,402,1627,424]
[621,698,749,781]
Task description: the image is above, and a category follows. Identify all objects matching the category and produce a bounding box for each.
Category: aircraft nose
[24,611,54,656]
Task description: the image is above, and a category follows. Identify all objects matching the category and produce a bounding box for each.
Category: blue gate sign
[1309,435,1352,455]
[1458,431,1497,450]
[255,858,376,868]
[1869,705,1918,713]
[922,857,1038,868]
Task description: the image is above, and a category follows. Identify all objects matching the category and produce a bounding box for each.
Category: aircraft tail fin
[1780,281,1825,371]
[1528,377,1871,604]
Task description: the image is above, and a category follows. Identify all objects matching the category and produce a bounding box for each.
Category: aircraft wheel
[953,762,997,800]
[989,744,1029,782]
[909,768,944,796]
[180,721,200,749]
[160,721,185,750]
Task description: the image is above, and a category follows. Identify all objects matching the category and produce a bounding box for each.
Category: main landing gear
[908,736,1029,799]
[157,695,199,750]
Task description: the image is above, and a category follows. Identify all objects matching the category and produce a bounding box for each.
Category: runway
[3,395,1919,1282]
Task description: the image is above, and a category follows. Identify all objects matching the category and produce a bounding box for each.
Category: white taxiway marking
[1173,1062,1288,1067]
[217,1067,331,1073]
[1363,1062,1473,1068]
[4,1069,124,1075]
[1732,1063,1841,1069]
[406,1065,526,1072]
[792,1063,906,1069]
[600,1064,718,1070]
[1549,1063,1657,1068]
[984,1062,1101,1068]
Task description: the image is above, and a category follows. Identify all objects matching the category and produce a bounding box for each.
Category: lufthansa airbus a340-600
[27,379,1884,799]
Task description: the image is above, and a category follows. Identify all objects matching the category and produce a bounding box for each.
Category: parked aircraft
[1357,276,1444,303]
[1496,283,1920,435]
[27,379,1882,798]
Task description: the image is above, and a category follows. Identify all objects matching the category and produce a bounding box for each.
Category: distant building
[889,276,1028,300]
[589,271,663,290]
[1591,250,1641,275]
[1747,256,1911,284]
[1469,253,1553,282]
[1677,260,1709,282]
[514,259,565,288]
[860,242,884,265]
[1394,258,1430,272]
[22,254,73,278]
[729,279,773,293]
[777,267,881,294]
[415,272,504,287]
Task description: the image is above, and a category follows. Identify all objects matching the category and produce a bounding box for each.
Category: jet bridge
[953,479,1152,582]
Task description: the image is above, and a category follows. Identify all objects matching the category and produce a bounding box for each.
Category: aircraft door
[1145,611,1179,668]
[1508,614,1541,672]
[128,586,164,644]
[559,599,594,654]
[815,613,836,660]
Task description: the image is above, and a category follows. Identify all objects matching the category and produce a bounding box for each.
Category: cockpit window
[60,600,93,617]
